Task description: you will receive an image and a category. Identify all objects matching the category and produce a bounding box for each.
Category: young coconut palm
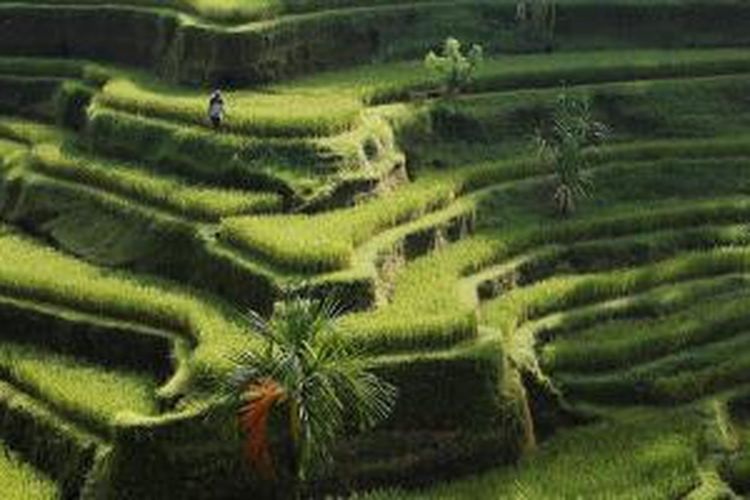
[229,298,396,497]
[535,90,609,216]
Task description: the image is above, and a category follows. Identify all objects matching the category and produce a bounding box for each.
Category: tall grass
[558,333,750,405]
[220,173,459,272]
[484,247,750,342]
[0,138,25,168]
[0,228,258,392]
[286,48,750,103]
[343,197,750,355]
[363,409,700,499]
[545,291,750,373]
[0,116,63,145]
[31,144,282,220]
[0,57,84,79]
[528,274,750,344]
[222,150,750,272]
[341,235,497,352]
[0,439,59,500]
[98,78,362,137]
[0,342,159,430]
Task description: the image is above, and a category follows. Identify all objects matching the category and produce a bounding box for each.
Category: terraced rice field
[4,0,750,498]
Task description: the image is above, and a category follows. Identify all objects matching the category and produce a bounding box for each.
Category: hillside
[2,1,750,498]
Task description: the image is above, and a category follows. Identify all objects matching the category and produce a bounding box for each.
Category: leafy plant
[228,298,397,497]
[535,90,609,215]
[425,37,483,96]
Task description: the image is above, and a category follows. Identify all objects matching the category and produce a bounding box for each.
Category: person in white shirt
[208,90,225,129]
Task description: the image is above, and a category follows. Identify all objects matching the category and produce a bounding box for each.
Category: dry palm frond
[239,378,287,480]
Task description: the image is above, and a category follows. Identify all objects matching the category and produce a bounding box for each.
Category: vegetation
[425,38,483,96]
[0,440,59,500]
[31,144,282,220]
[227,299,396,497]
[363,409,702,499]
[0,342,159,429]
[516,0,557,51]
[2,1,750,497]
[535,90,609,215]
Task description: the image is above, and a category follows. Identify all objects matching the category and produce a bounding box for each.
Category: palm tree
[228,298,396,498]
[535,90,609,215]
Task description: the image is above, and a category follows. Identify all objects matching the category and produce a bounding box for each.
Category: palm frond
[230,297,397,484]
[239,378,287,480]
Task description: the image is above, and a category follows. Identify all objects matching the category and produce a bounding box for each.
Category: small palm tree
[228,298,396,498]
[535,90,609,215]
[425,37,483,96]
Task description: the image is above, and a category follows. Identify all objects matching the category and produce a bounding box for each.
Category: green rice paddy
[3,0,750,497]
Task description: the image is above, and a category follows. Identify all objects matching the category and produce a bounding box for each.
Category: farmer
[208,89,225,130]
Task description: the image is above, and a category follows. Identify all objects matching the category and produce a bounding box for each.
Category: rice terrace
[4,0,750,498]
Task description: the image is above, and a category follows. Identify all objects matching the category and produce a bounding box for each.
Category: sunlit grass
[287,48,750,103]
[31,144,282,220]
[0,439,59,500]
[220,173,458,271]
[0,342,159,428]
[98,78,362,137]
[544,291,750,373]
[0,228,257,390]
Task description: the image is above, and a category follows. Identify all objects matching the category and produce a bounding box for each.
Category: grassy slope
[30,144,282,220]
[0,227,256,390]
[364,408,702,499]
[0,440,59,500]
[0,342,159,429]
[2,11,750,497]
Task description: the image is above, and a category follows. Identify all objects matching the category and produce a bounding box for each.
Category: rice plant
[0,342,159,430]
[0,440,59,500]
[98,78,363,138]
[220,173,458,272]
[31,144,282,220]
[362,409,701,499]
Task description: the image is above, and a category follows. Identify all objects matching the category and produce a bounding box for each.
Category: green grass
[288,48,750,104]
[0,342,159,429]
[526,274,750,344]
[3,20,750,498]
[85,103,385,199]
[557,331,750,405]
[30,144,282,220]
[433,72,750,147]
[363,408,701,499]
[483,247,750,340]
[220,172,458,271]
[340,233,495,353]
[98,77,363,137]
[340,197,750,355]
[544,291,750,374]
[0,439,59,500]
[0,137,25,168]
[0,227,257,393]
[220,148,750,272]
[0,116,64,145]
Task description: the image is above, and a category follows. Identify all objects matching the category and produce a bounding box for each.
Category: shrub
[425,37,483,96]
